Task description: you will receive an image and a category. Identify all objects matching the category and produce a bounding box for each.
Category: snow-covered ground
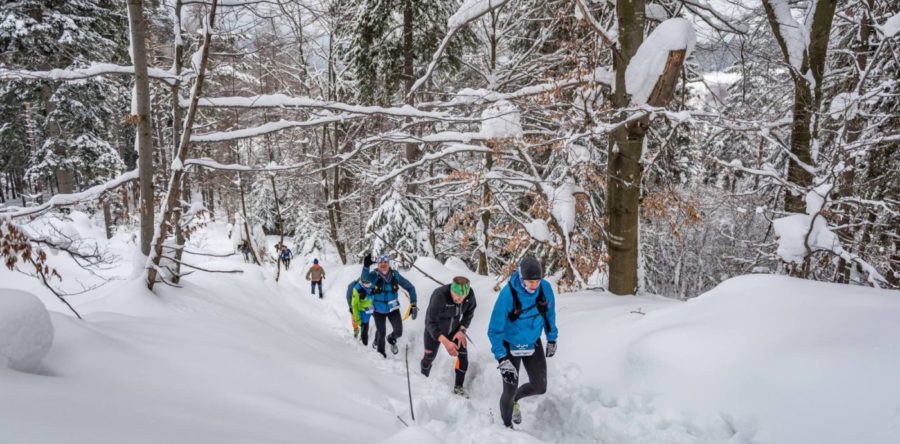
[2,216,899,443]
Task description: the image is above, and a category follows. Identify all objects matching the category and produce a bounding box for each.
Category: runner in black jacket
[421,276,477,397]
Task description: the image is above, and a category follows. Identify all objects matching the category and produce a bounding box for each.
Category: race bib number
[509,343,535,357]
[388,299,400,311]
[365,306,374,314]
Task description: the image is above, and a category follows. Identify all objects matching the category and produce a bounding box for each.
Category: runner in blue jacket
[364,253,418,357]
[487,256,558,429]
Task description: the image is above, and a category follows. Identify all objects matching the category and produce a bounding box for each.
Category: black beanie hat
[519,256,542,280]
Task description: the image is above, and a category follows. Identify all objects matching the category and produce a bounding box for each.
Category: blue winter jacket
[366,267,417,314]
[487,271,559,360]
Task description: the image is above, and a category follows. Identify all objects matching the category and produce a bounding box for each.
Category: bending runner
[421,276,477,397]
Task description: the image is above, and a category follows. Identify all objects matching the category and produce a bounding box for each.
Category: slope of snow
[2,218,898,443]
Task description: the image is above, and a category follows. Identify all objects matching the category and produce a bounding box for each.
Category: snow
[447,0,510,30]
[0,169,139,218]
[541,180,579,236]
[192,115,361,142]
[524,218,551,242]
[625,18,696,105]
[828,92,859,119]
[2,217,899,443]
[190,95,453,120]
[0,289,53,373]
[877,12,900,38]
[766,0,808,71]
[479,100,522,138]
[0,64,184,85]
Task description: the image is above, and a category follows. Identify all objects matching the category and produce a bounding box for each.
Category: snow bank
[625,18,696,105]
[0,289,53,372]
[564,275,900,444]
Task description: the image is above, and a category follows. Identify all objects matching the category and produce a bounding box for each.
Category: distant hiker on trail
[349,272,375,345]
[279,245,293,270]
[363,253,418,357]
[421,276,476,397]
[488,256,558,429]
[238,240,251,263]
[305,259,325,298]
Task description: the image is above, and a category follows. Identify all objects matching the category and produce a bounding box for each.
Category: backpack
[507,282,551,333]
[371,270,400,295]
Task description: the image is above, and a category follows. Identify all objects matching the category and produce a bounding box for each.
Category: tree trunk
[238,172,260,265]
[102,198,114,239]
[146,1,218,289]
[606,3,688,295]
[127,0,156,257]
[606,0,645,295]
[171,0,187,284]
[762,0,837,213]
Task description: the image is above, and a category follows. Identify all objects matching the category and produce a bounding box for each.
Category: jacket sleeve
[345,283,354,308]
[424,287,443,340]
[396,272,417,304]
[461,290,476,329]
[543,281,559,342]
[305,268,312,280]
[488,286,512,361]
[351,290,362,325]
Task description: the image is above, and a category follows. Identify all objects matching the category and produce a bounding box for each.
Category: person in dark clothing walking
[421,276,476,397]
[364,253,418,357]
[487,256,558,429]
[279,246,293,270]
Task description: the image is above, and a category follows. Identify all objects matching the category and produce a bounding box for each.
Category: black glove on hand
[546,341,557,358]
[363,252,374,269]
[410,304,418,320]
[497,358,518,385]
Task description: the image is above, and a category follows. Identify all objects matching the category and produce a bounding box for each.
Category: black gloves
[497,357,518,385]
[410,304,418,320]
[362,251,374,268]
[546,341,557,358]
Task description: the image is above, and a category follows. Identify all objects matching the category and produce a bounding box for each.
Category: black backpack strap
[507,285,522,321]
[507,283,552,333]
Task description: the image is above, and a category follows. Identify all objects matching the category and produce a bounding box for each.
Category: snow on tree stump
[0,289,54,373]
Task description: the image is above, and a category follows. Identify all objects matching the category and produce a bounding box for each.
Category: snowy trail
[272,259,748,444]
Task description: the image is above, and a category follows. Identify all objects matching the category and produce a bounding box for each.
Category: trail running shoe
[390,341,399,355]
[512,402,522,424]
[453,385,468,398]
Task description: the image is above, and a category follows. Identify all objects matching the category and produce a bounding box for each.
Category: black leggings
[310,281,322,297]
[421,331,468,387]
[359,322,370,346]
[372,310,403,357]
[499,340,547,427]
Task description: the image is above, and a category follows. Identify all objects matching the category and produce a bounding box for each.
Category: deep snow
[1,216,898,443]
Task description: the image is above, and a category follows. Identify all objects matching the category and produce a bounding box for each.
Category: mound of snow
[0,289,54,372]
[443,256,472,273]
[480,100,522,138]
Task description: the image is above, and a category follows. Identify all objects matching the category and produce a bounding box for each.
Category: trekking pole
[404,344,416,422]
[368,229,445,286]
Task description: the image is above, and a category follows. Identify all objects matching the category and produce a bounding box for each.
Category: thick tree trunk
[606,3,687,295]
[127,0,156,257]
[606,0,645,295]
